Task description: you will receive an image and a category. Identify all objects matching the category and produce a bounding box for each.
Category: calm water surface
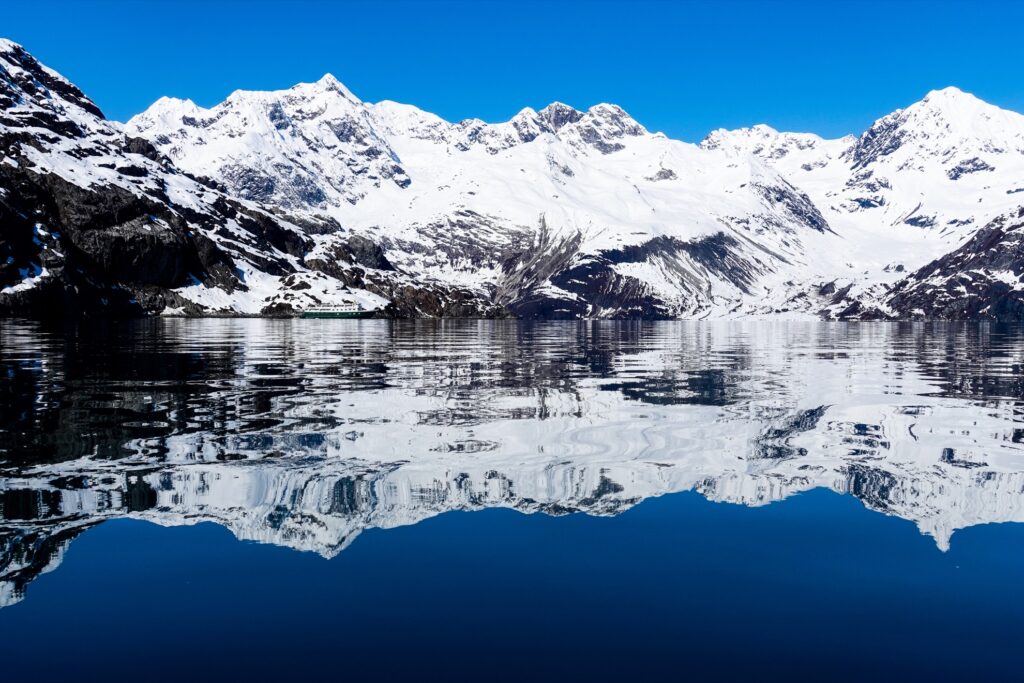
[1,319,1023,681]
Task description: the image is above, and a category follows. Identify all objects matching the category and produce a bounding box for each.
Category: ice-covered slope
[131,75,411,209]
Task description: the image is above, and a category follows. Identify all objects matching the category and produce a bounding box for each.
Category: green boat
[300,304,376,319]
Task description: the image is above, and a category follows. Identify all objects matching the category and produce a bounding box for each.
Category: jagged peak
[307,72,360,102]
[699,124,841,160]
[209,73,362,108]
[584,103,647,134]
[509,106,539,122]
[846,85,1024,168]
[538,101,583,130]
[540,101,579,114]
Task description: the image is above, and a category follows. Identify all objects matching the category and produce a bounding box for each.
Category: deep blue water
[1,320,1023,680]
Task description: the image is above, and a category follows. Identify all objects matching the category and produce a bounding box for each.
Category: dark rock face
[337,235,394,271]
[0,40,334,319]
[304,234,394,279]
[220,163,281,203]
[378,282,508,319]
[830,207,1024,322]
[303,234,505,319]
[645,168,677,182]
[123,136,162,161]
[752,182,831,233]
[538,102,584,130]
[548,257,668,318]
[904,214,936,228]
[496,224,771,319]
[212,198,310,260]
[605,233,763,296]
[881,208,1024,320]
[847,113,905,168]
[947,157,994,180]
[0,162,242,317]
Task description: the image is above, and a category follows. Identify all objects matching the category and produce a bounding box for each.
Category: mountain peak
[912,86,993,118]
[317,73,357,99]
[511,106,539,119]
[698,124,838,164]
[921,85,974,103]
[129,96,203,130]
[284,73,361,103]
[538,101,583,130]
[908,86,1024,125]
[585,103,647,135]
[847,85,1024,169]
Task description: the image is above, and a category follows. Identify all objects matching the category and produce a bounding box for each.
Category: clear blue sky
[5,0,1022,141]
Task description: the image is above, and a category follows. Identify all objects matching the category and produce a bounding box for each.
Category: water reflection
[2,319,1024,606]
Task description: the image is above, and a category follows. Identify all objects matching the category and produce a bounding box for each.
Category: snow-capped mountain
[702,86,1024,234]
[700,87,1024,316]
[0,39,398,317]
[127,73,835,318]
[3,39,1024,319]
[131,75,412,210]
[126,75,1024,319]
[0,40,501,318]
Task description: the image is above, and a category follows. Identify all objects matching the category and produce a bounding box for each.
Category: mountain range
[2,39,1024,319]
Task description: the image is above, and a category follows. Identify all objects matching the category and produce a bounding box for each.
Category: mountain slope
[873,206,1024,320]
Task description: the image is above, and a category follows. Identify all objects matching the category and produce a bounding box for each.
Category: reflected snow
[2,319,1024,607]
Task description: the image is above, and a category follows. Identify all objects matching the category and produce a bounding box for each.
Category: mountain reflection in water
[2,319,1024,608]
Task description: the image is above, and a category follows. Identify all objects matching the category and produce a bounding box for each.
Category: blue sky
[5,0,1022,140]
